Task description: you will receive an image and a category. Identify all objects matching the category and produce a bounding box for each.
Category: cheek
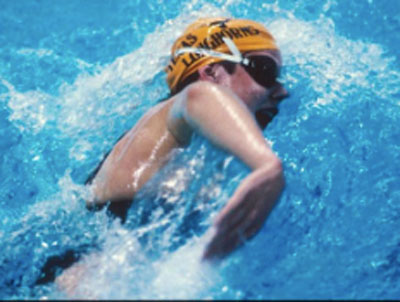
[229,68,268,109]
[237,84,267,111]
[244,81,269,103]
[233,71,257,96]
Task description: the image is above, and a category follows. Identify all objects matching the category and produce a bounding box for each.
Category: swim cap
[165,17,278,92]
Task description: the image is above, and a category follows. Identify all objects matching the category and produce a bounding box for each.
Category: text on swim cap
[167,26,260,72]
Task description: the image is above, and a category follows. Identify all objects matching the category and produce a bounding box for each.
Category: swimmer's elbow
[272,157,285,191]
[261,155,285,191]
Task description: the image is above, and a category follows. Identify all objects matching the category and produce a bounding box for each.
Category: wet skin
[195,49,289,259]
[88,49,289,260]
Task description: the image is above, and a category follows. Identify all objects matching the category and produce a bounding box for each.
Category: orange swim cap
[165,17,278,93]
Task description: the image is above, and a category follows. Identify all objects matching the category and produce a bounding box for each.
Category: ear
[198,64,227,83]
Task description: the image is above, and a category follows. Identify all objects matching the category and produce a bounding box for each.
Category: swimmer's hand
[202,161,284,260]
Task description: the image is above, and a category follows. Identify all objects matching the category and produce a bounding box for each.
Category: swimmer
[52,17,288,293]
[89,17,287,258]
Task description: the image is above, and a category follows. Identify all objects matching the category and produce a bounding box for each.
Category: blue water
[1,0,400,299]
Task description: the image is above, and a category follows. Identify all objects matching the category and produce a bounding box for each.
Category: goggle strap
[222,37,242,61]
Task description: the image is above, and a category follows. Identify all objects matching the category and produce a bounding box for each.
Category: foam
[269,15,400,106]
[47,7,400,299]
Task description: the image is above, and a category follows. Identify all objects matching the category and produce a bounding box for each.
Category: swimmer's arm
[168,82,278,168]
[167,81,284,260]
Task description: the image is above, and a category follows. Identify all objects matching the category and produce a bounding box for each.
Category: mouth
[258,107,279,119]
[255,107,279,129]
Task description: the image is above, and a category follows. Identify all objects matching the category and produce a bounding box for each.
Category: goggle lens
[243,56,279,88]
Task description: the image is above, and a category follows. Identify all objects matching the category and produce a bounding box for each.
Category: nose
[270,81,289,102]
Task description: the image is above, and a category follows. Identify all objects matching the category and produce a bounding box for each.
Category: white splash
[269,16,400,106]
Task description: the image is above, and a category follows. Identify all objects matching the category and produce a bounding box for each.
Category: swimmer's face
[198,49,288,123]
[230,49,288,113]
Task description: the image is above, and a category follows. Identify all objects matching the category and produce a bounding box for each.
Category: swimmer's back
[90,97,182,205]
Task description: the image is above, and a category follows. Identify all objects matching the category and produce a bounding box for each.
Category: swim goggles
[175,37,279,88]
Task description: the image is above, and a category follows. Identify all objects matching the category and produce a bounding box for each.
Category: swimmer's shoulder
[134,95,177,126]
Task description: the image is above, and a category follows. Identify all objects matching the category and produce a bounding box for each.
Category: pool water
[1,0,399,299]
